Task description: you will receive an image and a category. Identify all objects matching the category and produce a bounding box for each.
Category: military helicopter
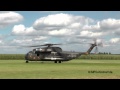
[25,39,103,63]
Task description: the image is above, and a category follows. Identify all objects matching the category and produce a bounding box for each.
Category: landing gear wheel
[54,61,57,63]
[26,61,29,63]
[59,61,61,63]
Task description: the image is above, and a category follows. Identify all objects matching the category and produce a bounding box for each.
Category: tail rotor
[91,38,103,54]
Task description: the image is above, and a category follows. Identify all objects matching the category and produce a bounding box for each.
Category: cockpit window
[52,47,62,52]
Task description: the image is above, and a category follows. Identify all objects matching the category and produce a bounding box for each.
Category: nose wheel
[26,61,29,63]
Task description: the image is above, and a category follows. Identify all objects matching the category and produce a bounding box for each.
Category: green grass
[0,54,120,60]
[0,59,120,79]
[80,54,120,60]
[0,54,24,60]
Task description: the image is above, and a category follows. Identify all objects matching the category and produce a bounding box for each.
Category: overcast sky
[0,11,120,54]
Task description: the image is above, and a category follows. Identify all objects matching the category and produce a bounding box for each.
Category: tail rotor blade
[93,38,97,45]
[94,46,98,54]
[97,39,104,47]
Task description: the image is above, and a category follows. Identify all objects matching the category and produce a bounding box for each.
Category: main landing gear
[54,61,61,63]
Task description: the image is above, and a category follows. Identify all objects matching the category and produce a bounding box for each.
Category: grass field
[0,59,120,79]
[0,54,120,60]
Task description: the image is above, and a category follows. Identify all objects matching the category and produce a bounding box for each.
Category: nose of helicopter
[25,53,29,60]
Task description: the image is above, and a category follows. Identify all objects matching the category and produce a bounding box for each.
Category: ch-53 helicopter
[25,39,103,63]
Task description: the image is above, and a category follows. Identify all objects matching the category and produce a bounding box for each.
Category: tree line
[98,52,111,55]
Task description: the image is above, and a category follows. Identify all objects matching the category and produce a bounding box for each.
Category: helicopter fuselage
[25,47,76,63]
[25,41,98,63]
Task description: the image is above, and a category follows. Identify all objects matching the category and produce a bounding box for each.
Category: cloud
[11,13,120,43]
[82,22,100,31]
[0,40,4,44]
[11,24,50,36]
[12,39,33,44]
[33,13,94,30]
[9,35,48,46]
[113,28,120,36]
[109,38,120,44]
[12,24,37,35]
[63,37,87,44]
[82,18,120,34]
[100,18,120,30]
[0,35,4,39]
[78,30,103,38]
[33,36,48,41]
[0,11,23,28]
[48,28,75,36]
[33,13,73,30]
[12,13,95,37]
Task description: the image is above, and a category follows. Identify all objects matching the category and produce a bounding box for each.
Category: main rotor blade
[22,45,41,47]
[93,38,97,45]
[21,43,62,47]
